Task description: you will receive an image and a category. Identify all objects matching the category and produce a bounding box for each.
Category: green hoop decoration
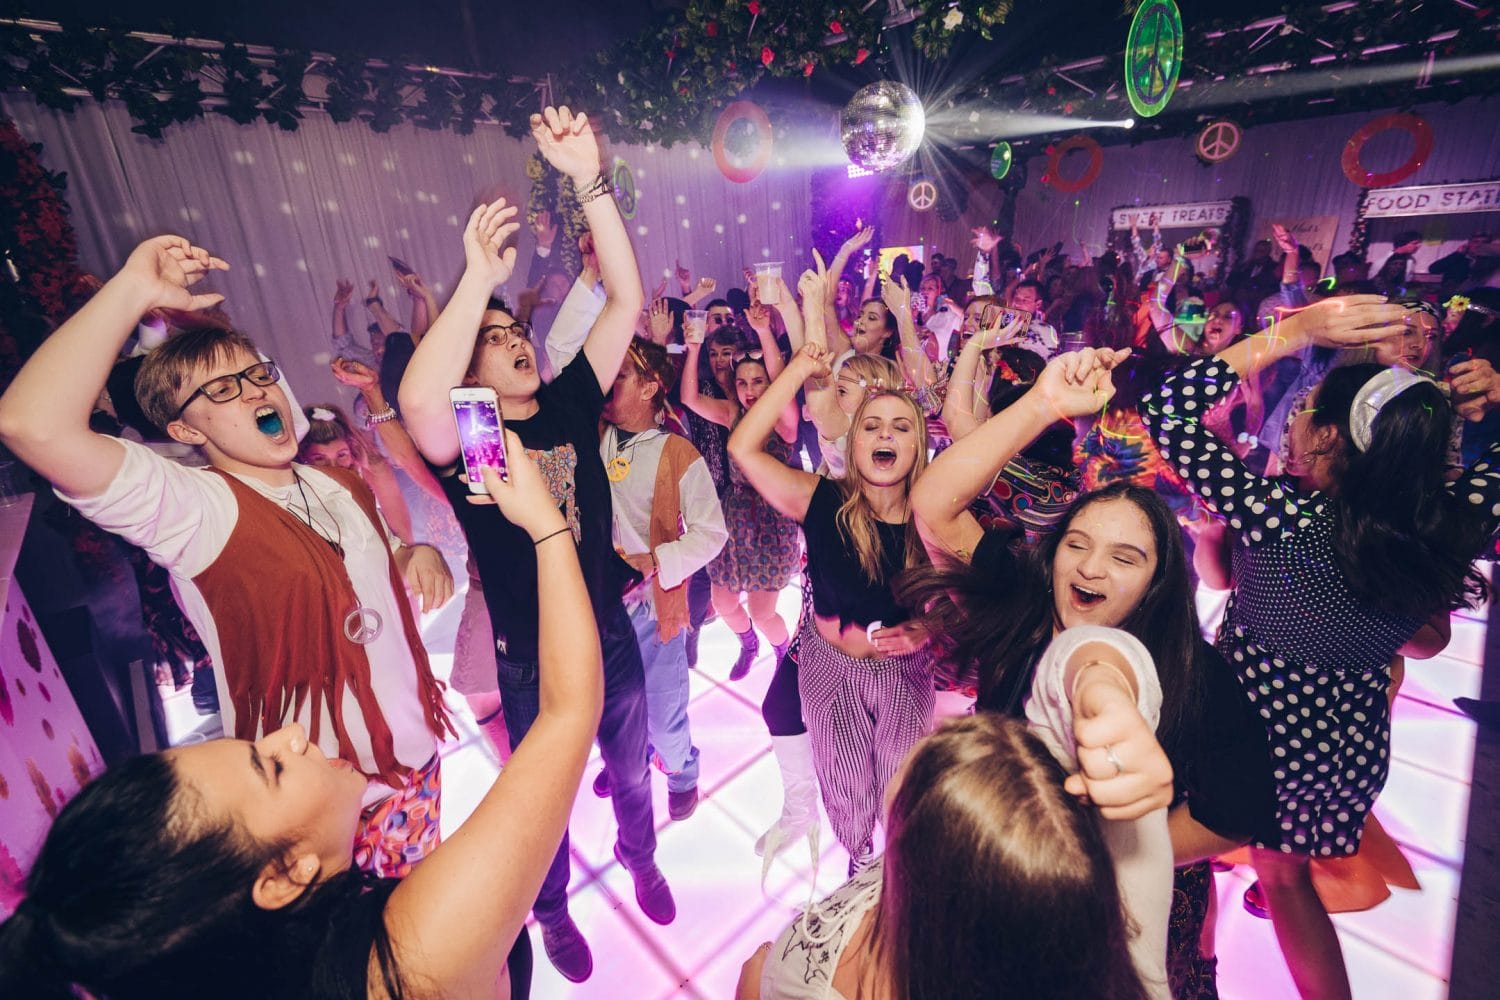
[1124,0,1183,119]
[990,142,1013,181]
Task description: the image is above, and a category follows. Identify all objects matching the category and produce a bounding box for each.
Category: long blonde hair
[835,389,930,583]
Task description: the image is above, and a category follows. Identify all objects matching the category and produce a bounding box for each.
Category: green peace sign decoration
[990,141,1013,181]
[1124,0,1184,119]
[612,158,638,220]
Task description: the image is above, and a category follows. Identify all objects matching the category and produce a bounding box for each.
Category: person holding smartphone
[0,235,457,882]
[398,106,665,984]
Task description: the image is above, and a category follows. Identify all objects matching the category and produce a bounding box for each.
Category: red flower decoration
[854,47,870,65]
[1046,85,1056,96]
[706,20,719,37]
[666,48,677,59]
[1064,101,1074,114]
[748,1,761,15]
[761,46,774,66]
[830,20,843,34]
[803,61,815,77]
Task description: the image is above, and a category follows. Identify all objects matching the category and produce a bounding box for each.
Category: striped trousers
[797,619,935,860]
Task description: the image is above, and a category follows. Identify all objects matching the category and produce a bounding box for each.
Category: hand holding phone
[450,387,508,493]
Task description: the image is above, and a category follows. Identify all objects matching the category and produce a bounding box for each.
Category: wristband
[533,526,572,546]
[575,174,612,205]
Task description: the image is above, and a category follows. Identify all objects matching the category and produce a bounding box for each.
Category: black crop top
[803,477,913,629]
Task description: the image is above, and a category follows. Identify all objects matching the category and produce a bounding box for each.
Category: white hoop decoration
[1348,367,1436,452]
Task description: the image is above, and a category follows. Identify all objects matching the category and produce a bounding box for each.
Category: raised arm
[383,439,602,997]
[0,236,227,498]
[400,271,440,342]
[330,279,374,366]
[727,345,824,522]
[913,348,1129,563]
[332,357,448,503]
[772,275,805,353]
[526,107,645,393]
[823,227,872,353]
[881,276,935,389]
[941,319,1022,441]
[683,276,717,308]
[397,200,520,467]
[679,339,737,427]
[797,263,846,442]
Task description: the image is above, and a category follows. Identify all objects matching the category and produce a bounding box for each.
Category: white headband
[1348,367,1436,452]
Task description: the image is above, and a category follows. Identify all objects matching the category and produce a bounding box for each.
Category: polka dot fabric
[1142,357,1500,856]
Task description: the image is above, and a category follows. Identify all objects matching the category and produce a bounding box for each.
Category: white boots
[755,733,821,882]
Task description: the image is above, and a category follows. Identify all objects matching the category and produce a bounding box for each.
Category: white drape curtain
[0,93,814,407]
[1011,98,1500,264]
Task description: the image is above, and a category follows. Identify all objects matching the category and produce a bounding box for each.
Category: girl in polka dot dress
[1141,295,1500,999]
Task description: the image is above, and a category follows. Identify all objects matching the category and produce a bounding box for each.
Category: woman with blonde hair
[730,329,934,874]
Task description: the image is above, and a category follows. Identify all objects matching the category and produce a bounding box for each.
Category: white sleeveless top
[761,859,883,999]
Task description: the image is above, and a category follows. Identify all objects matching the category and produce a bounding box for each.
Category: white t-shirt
[61,437,439,803]
[1026,625,1171,1000]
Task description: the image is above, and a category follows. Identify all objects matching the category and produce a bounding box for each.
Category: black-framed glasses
[174,361,280,419]
[478,320,534,344]
[707,313,734,328]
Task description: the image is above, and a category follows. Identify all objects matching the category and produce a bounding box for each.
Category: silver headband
[1348,367,1436,452]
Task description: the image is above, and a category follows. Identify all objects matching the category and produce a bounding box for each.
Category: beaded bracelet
[365,406,398,428]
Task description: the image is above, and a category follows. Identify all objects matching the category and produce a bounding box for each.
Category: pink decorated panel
[0,572,103,917]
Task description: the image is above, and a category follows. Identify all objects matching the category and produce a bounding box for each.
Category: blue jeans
[630,603,700,793]
[496,601,656,926]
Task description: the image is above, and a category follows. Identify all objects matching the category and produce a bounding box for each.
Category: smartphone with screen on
[450,387,508,493]
[389,256,415,278]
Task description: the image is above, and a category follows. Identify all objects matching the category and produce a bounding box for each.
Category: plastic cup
[754,262,783,305]
[0,461,26,508]
[684,310,708,344]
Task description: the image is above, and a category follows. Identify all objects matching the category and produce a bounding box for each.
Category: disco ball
[840,81,925,172]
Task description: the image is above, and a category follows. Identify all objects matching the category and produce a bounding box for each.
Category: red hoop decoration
[712,101,773,184]
[1046,135,1104,193]
[1341,113,1434,189]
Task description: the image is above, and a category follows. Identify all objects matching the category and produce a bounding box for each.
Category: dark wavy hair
[0,753,404,1000]
[869,714,1146,1000]
[1308,363,1490,617]
[898,482,1203,773]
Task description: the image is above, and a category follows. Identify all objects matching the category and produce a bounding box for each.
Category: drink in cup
[754,262,783,305]
[684,310,708,344]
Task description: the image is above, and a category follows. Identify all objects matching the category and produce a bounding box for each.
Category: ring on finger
[1103,743,1123,778]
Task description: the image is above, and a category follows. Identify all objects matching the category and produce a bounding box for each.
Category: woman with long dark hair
[907,347,1276,997]
[681,317,801,679]
[738,714,1150,1000]
[729,326,936,874]
[0,444,600,1000]
[1139,294,1500,998]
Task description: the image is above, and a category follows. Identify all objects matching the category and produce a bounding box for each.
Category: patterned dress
[1143,356,1500,856]
[709,433,803,593]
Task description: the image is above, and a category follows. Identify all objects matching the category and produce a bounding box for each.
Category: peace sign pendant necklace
[606,428,649,483]
[291,472,383,645]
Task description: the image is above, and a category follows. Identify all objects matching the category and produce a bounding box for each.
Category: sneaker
[1242,880,1269,919]
[668,786,700,821]
[592,768,611,798]
[614,842,677,924]
[540,914,594,982]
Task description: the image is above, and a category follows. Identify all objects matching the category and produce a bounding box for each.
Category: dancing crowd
[2,104,1500,1000]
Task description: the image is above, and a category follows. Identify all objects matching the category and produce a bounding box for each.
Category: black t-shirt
[803,477,912,630]
[439,354,634,661]
[968,527,1275,841]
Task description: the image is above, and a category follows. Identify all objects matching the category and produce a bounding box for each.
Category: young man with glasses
[0,235,458,880]
[398,106,666,984]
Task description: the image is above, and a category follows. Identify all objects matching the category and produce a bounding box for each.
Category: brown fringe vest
[195,466,454,787]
